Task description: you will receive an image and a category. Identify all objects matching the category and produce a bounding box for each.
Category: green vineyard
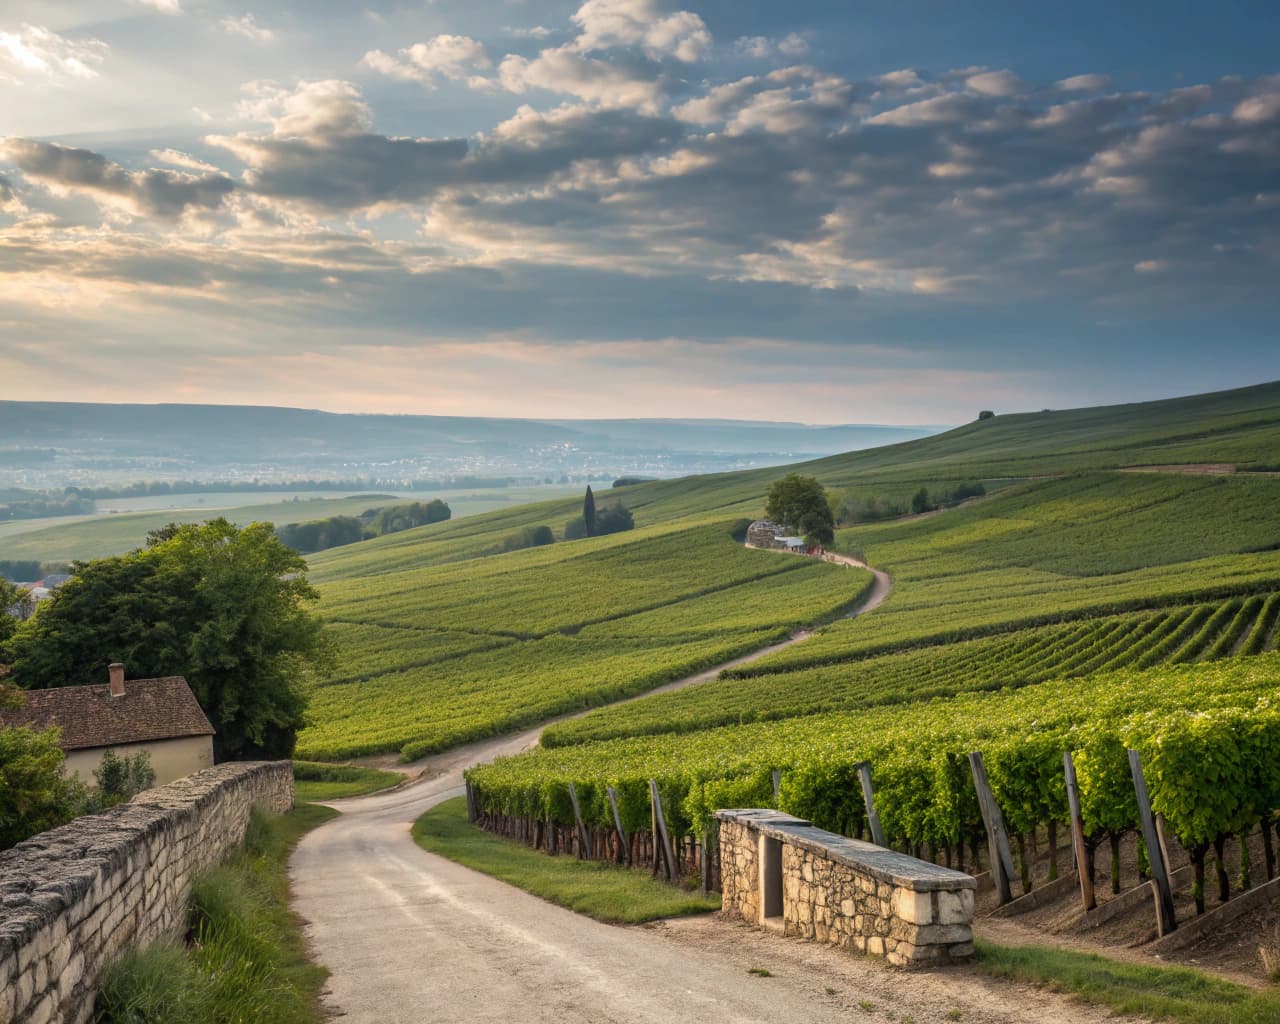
[295,524,870,760]
[543,592,1280,747]
[467,654,1280,911]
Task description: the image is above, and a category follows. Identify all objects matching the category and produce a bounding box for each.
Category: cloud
[0,24,108,82]
[571,0,711,62]
[866,92,974,126]
[150,149,224,173]
[1058,73,1111,92]
[965,69,1022,97]
[734,33,809,60]
[0,138,233,218]
[361,35,490,87]
[498,46,662,110]
[236,79,372,138]
[505,25,555,40]
[674,67,853,136]
[3,58,1278,410]
[135,0,182,13]
[221,14,274,43]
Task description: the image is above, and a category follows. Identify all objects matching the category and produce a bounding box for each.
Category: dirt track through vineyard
[289,553,1107,1023]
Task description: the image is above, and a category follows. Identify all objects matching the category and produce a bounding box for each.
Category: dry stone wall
[0,761,293,1024]
[717,808,976,968]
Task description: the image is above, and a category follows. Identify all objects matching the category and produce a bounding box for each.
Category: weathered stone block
[937,888,974,925]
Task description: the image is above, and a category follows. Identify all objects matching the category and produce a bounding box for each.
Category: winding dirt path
[288,552,1104,1023]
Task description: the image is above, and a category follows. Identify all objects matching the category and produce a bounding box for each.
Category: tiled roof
[0,676,215,750]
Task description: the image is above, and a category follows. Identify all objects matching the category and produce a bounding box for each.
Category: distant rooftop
[0,675,215,750]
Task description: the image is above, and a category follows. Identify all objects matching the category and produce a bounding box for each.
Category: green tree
[583,486,597,538]
[0,719,83,850]
[764,474,834,546]
[502,525,556,551]
[595,504,634,536]
[4,519,330,761]
[0,577,28,646]
[911,487,932,515]
[92,749,156,809]
[978,410,995,420]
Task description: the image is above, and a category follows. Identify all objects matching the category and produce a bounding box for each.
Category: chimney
[108,663,125,697]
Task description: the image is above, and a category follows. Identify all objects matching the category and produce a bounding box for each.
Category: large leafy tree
[0,718,84,850]
[764,473,835,546]
[4,519,331,760]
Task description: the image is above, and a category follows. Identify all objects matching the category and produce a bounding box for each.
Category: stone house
[0,663,215,787]
[746,520,784,548]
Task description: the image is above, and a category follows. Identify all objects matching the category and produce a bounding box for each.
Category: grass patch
[95,802,338,1024]
[292,760,404,801]
[975,939,1280,1024]
[412,796,719,924]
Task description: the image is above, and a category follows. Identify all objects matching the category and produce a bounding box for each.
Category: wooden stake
[1064,751,1096,911]
[969,751,1016,904]
[464,780,476,823]
[607,785,631,866]
[855,761,887,847]
[649,779,678,882]
[1128,749,1177,936]
[567,781,591,860]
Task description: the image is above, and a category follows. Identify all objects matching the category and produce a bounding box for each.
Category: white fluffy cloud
[965,69,1021,97]
[361,35,490,88]
[0,24,107,82]
[571,0,710,62]
[498,46,662,110]
[1058,73,1112,92]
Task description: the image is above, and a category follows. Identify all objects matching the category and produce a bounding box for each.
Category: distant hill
[0,402,942,487]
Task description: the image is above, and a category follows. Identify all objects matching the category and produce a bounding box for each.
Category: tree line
[275,499,452,554]
[502,486,635,552]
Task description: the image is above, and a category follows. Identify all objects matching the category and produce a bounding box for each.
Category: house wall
[0,761,293,1024]
[717,809,976,968]
[63,736,215,789]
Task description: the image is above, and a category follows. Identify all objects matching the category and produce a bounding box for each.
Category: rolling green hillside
[295,381,1280,766]
[0,485,577,564]
[434,383,1280,884]
[304,379,1280,583]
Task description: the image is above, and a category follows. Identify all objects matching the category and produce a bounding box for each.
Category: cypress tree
[583,485,596,537]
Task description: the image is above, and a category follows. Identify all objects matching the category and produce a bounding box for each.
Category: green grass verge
[292,760,405,801]
[412,796,719,924]
[95,802,339,1024]
[975,939,1280,1024]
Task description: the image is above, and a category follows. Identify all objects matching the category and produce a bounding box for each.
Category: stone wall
[719,818,760,923]
[717,808,976,968]
[0,761,294,1024]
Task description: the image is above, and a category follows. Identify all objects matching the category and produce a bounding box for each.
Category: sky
[0,1,1277,424]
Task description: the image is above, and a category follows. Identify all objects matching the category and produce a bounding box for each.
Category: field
[542,593,1280,747]
[296,524,868,760]
[288,383,1280,770]
[0,484,580,563]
